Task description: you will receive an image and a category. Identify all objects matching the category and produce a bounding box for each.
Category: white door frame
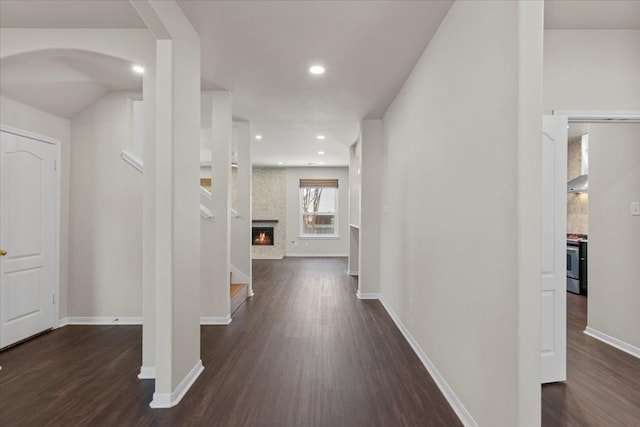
[544,109,640,377]
[0,124,61,329]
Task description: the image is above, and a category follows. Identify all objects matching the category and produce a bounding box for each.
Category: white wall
[379,2,541,426]
[544,30,640,113]
[0,96,71,320]
[286,167,349,257]
[68,91,143,317]
[543,29,640,355]
[587,123,640,351]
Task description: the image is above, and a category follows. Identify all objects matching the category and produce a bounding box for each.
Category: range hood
[567,134,589,193]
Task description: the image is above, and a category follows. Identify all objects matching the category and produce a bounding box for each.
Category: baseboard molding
[61,317,142,325]
[584,327,640,359]
[252,255,284,260]
[348,270,359,276]
[378,297,478,427]
[150,360,204,408]
[138,366,156,379]
[59,316,233,326]
[200,315,232,325]
[285,253,349,258]
[356,290,380,300]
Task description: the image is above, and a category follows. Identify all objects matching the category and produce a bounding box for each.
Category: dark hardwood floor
[542,292,640,426]
[0,258,461,426]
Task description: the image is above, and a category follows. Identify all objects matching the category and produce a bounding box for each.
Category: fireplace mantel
[252,219,279,223]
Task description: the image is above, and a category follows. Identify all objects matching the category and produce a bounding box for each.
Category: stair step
[230,283,249,314]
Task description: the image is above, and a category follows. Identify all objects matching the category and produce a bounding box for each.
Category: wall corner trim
[378,297,479,427]
[200,315,232,325]
[138,366,156,379]
[149,360,204,408]
[584,327,640,359]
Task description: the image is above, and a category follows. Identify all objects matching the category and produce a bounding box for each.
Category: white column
[132,0,202,408]
[357,120,382,298]
[231,121,253,296]
[139,54,157,380]
[201,91,232,321]
[348,137,361,276]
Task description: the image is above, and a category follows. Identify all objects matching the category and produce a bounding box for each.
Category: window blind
[299,179,338,188]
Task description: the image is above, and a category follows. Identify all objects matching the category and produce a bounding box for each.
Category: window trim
[298,186,339,238]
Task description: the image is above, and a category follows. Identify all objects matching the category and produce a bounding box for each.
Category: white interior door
[0,129,57,349]
[541,115,568,383]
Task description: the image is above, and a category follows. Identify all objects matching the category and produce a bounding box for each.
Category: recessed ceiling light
[318,162,324,165]
[317,151,325,155]
[277,162,283,165]
[255,135,262,140]
[132,65,145,74]
[309,65,325,75]
[316,135,325,140]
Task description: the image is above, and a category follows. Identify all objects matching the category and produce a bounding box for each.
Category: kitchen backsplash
[567,138,588,234]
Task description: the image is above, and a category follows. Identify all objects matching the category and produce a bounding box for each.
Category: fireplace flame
[255,232,271,245]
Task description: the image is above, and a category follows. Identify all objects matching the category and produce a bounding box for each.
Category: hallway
[0,258,461,426]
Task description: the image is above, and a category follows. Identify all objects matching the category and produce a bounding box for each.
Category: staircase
[230,273,249,315]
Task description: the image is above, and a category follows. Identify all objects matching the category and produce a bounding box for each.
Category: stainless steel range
[567,234,588,295]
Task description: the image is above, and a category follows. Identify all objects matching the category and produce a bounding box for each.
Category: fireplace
[252,227,274,246]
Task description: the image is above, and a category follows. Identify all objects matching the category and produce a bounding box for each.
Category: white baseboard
[200,315,232,325]
[584,327,640,359]
[138,366,156,379]
[60,317,142,325]
[356,290,380,299]
[285,253,348,258]
[348,270,359,276]
[150,360,204,408]
[378,297,478,427]
[59,316,235,326]
[252,255,284,260]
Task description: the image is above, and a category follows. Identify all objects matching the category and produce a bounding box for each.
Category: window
[299,179,338,237]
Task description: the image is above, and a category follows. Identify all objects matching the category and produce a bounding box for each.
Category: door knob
[0,249,6,256]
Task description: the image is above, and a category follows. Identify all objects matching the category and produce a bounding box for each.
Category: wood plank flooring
[542,292,640,426]
[3,259,635,426]
[0,257,461,426]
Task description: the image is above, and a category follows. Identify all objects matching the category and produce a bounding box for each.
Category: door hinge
[54,160,57,171]
[53,294,56,305]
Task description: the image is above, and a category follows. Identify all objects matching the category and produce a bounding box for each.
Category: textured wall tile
[252,168,287,258]
[567,139,588,234]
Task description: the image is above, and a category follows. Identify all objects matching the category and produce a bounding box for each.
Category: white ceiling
[1,0,638,166]
[1,50,143,118]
